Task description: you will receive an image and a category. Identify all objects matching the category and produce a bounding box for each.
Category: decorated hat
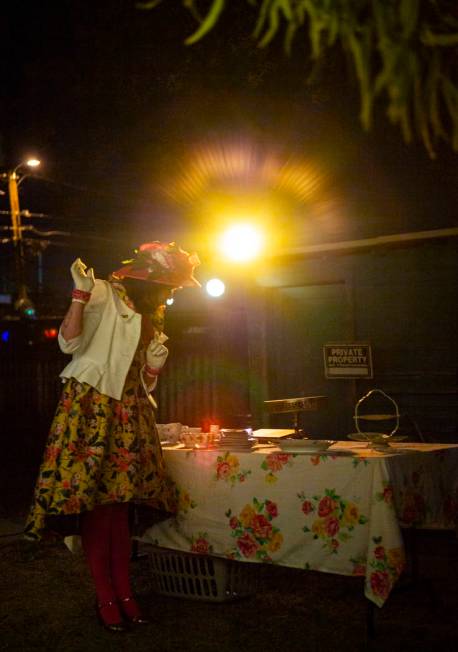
[112,241,201,288]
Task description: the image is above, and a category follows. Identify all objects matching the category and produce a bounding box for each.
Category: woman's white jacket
[58,279,158,400]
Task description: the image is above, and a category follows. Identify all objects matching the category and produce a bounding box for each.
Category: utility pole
[8,170,26,292]
[2,159,41,318]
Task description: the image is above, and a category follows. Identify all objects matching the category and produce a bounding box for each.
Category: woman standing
[25,241,200,632]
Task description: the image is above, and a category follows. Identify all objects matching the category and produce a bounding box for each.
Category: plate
[278,439,335,453]
[347,433,407,445]
[217,446,255,452]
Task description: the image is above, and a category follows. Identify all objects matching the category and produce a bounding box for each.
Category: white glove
[70,258,95,293]
[145,339,169,374]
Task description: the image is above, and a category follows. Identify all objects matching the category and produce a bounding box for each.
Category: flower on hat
[113,241,201,288]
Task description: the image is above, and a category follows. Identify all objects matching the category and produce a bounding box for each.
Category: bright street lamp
[25,158,41,169]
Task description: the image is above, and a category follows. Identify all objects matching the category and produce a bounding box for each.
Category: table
[141,442,458,607]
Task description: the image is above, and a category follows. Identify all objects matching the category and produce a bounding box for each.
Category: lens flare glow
[163,142,326,207]
[206,278,225,297]
[218,224,264,262]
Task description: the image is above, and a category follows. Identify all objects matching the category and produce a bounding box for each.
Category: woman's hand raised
[70,258,95,293]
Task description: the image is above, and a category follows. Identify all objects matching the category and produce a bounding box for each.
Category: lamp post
[4,158,41,318]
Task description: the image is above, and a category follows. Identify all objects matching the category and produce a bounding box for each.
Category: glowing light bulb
[43,328,58,340]
[218,224,264,262]
[24,307,36,318]
[206,278,225,297]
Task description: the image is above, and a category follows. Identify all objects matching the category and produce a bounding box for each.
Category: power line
[1,224,133,244]
[29,173,160,208]
[0,210,48,218]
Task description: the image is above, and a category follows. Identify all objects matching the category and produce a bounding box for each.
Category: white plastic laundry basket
[149,546,259,602]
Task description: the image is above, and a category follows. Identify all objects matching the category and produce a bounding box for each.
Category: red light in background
[201,417,220,433]
[43,328,58,340]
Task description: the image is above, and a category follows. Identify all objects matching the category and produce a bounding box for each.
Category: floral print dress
[25,287,176,541]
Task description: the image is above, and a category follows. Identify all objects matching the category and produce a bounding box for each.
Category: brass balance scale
[263,395,328,437]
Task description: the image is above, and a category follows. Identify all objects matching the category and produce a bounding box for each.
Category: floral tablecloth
[141,442,458,607]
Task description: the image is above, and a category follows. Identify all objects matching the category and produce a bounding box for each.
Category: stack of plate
[217,429,256,451]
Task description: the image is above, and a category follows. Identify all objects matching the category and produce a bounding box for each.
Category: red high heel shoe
[118,596,150,625]
[96,600,129,632]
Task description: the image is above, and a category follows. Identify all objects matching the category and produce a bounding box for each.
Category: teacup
[182,433,194,447]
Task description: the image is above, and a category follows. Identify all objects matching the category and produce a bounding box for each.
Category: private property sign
[323,343,373,379]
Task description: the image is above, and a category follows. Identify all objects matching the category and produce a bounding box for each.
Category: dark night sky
[1,0,457,287]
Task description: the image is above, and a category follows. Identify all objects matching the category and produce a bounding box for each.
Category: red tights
[81,503,132,605]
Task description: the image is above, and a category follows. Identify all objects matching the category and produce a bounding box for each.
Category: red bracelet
[145,365,162,377]
[72,288,92,302]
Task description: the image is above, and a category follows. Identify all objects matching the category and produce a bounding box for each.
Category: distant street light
[2,158,41,318]
[206,278,225,298]
[25,158,41,169]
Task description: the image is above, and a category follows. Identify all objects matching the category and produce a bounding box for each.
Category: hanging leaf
[138,0,458,155]
[258,1,282,48]
[253,0,272,39]
[441,77,458,150]
[411,54,435,158]
[184,0,226,45]
[426,51,446,141]
[345,25,374,130]
[136,0,163,9]
[302,0,324,59]
[421,29,458,47]
[399,0,419,39]
[275,0,294,21]
[284,19,300,55]
[326,9,339,48]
